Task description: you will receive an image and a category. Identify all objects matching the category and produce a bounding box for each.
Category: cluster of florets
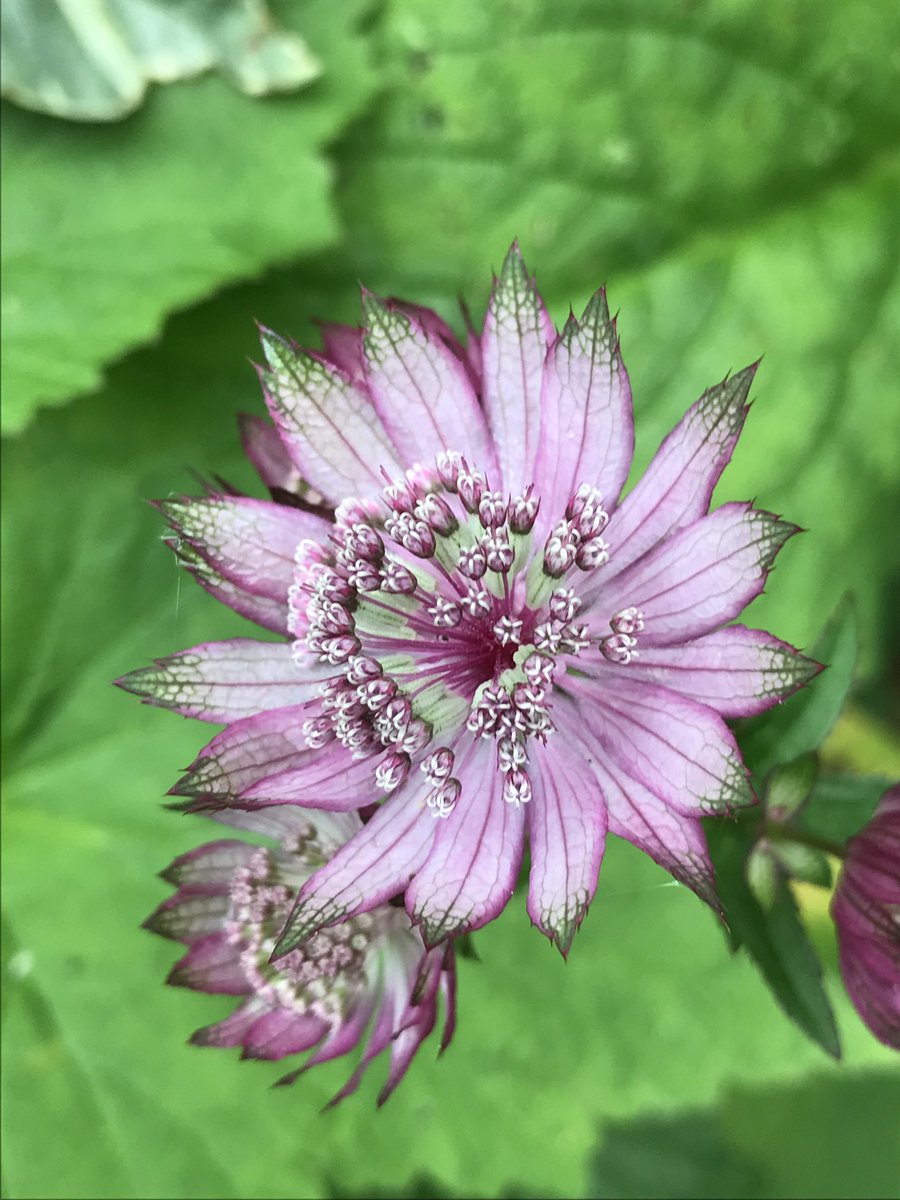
[286,451,635,817]
[227,846,372,1020]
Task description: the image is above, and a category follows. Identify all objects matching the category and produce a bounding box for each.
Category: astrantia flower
[146,805,455,1105]
[831,786,900,1049]
[119,244,819,958]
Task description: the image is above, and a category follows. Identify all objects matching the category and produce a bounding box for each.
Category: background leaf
[706,819,841,1058]
[0,0,376,435]
[737,600,858,779]
[799,774,891,844]
[0,0,321,122]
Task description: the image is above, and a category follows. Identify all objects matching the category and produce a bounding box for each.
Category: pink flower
[831,786,900,1049]
[120,244,818,958]
[145,805,455,1105]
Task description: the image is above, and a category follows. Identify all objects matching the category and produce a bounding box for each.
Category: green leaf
[764,753,819,823]
[0,0,321,122]
[3,284,893,1200]
[588,1070,900,1200]
[736,599,858,778]
[706,820,841,1058]
[768,842,832,889]
[799,773,890,844]
[0,0,377,434]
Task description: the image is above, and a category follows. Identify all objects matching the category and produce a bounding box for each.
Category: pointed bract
[260,327,402,503]
[362,294,497,476]
[481,243,554,494]
[535,289,634,524]
[115,640,325,722]
[602,364,756,578]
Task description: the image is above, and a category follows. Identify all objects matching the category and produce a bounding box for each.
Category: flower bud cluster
[599,607,645,665]
[226,847,374,1020]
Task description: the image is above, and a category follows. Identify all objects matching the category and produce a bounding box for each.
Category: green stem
[764,821,846,860]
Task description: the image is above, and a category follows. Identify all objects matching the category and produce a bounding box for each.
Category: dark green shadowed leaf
[0,0,377,435]
[764,752,819,823]
[706,819,841,1058]
[799,773,892,844]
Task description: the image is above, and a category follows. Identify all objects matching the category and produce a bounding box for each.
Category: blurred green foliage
[2,1,899,1197]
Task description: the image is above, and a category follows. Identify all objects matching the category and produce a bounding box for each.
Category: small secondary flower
[145,806,455,1105]
[831,785,900,1049]
[119,244,819,958]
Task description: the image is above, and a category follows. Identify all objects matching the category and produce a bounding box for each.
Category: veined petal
[362,294,496,473]
[166,537,289,634]
[585,502,798,644]
[259,328,403,502]
[273,786,437,955]
[535,289,633,520]
[590,754,719,910]
[568,672,753,816]
[278,989,378,1089]
[481,242,555,494]
[156,496,326,606]
[167,932,247,994]
[144,885,231,943]
[406,740,526,946]
[241,1009,328,1061]
[620,625,821,717]
[115,640,325,722]
[171,702,316,799]
[191,999,268,1047]
[237,741,383,812]
[527,734,607,956]
[160,840,257,888]
[237,412,304,494]
[602,365,756,577]
[206,804,358,847]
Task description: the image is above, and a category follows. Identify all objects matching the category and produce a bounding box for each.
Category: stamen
[503,767,532,806]
[611,607,645,635]
[483,532,514,573]
[549,587,581,623]
[478,490,507,529]
[416,492,458,536]
[600,632,638,665]
[421,747,455,783]
[426,778,461,819]
[429,597,463,628]
[493,615,523,645]
[375,750,410,792]
[457,466,486,513]
[463,585,493,619]
[458,544,488,579]
[575,534,609,570]
[381,560,418,594]
[543,519,579,576]
[508,488,539,534]
[436,450,463,490]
